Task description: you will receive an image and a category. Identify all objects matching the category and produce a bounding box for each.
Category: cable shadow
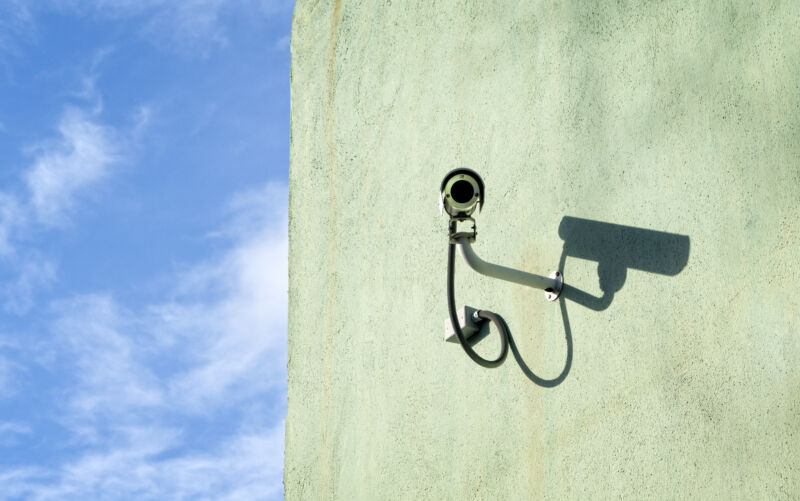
[507,216,690,387]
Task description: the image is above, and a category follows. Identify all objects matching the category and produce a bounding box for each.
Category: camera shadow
[558,216,691,311]
[508,216,690,387]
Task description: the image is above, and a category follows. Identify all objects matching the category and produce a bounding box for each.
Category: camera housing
[440,168,485,218]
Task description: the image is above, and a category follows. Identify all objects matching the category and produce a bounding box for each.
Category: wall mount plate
[444,305,491,345]
[544,271,563,301]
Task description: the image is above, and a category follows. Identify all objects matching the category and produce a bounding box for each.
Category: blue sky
[0,1,292,499]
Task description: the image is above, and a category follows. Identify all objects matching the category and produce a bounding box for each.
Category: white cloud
[51,0,294,55]
[3,183,288,498]
[71,46,115,107]
[0,422,284,501]
[0,193,22,256]
[0,103,120,251]
[25,108,118,226]
[131,105,153,142]
[0,88,129,310]
[0,334,28,399]
[50,295,164,431]
[273,34,290,51]
[1,255,56,314]
[167,220,288,409]
[0,421,30,435]
[156,183,288,409]
[0,355,20,399]
[0,1,34,56]
[0,421,32,446]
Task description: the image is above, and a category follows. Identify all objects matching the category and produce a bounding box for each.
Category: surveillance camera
[440,168,484,218]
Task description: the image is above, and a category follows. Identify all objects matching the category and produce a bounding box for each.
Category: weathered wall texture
[287,1,800,499]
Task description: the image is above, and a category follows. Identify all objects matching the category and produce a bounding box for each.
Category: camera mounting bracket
[448,217,476,243]
[454,236,563,301]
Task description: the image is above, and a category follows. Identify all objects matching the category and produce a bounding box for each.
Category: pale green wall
[286,1,800,499]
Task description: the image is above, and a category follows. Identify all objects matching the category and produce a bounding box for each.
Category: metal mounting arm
[454,237,563,301]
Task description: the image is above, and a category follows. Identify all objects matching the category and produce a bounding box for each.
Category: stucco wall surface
[286,1,800,499]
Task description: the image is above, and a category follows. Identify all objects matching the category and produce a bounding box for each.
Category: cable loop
[447,243,508,368]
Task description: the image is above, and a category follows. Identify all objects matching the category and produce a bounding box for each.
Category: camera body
[440,168,484,218]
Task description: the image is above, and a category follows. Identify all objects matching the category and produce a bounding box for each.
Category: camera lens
[451,180,474,204]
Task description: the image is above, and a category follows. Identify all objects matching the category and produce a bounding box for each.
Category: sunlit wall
[287,2,800,498]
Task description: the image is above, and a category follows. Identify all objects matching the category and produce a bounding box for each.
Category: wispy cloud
[0,101,121,251]
[24,108,118,227]
[0,334,27,398]
[0,106,121,313]
[51,295,164,430]
[148,183,288,410]
[168,219,288,408]
[0,1,34,56]
[0,355,20,399]
[273,34,290,51]
[0,194,22,256]
[71,46,115,106]
[1,255,56,314]
[0,47,145,312]
[51,0,294,55]
[1,422,284,500]
[0,421,32,446]
[2,183,288,499]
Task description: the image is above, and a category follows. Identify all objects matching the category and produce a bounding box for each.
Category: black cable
[447,243,508,368]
